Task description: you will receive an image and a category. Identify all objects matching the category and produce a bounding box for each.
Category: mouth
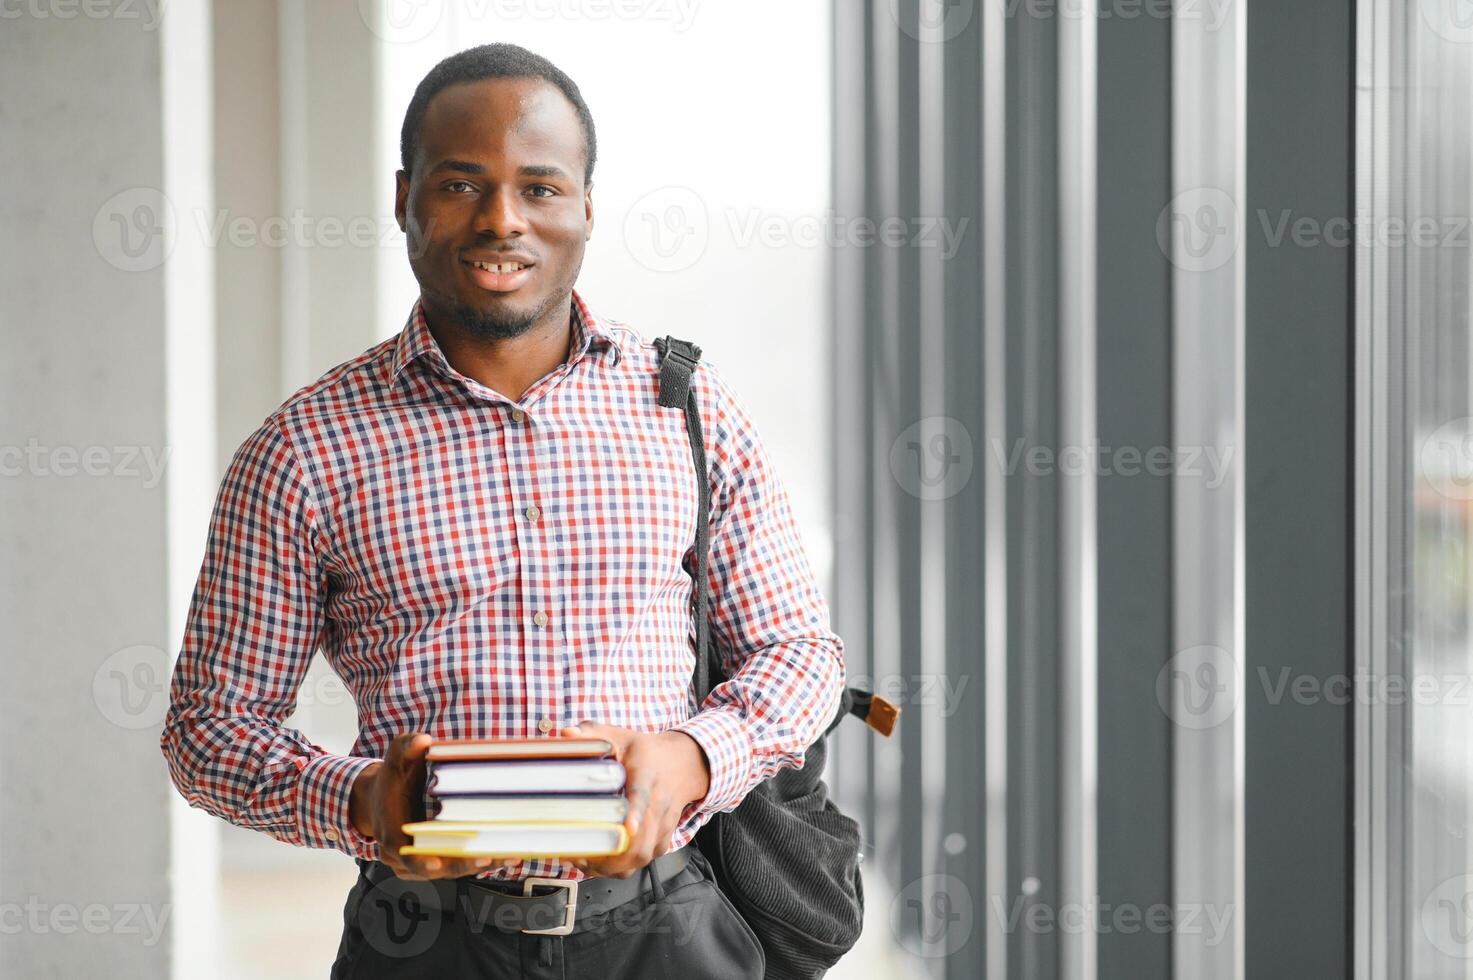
[461,256,535,293]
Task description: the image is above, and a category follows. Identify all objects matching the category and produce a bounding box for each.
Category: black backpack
[653,337,898,979]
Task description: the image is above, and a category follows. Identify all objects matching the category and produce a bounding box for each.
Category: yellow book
[399,820,631,859]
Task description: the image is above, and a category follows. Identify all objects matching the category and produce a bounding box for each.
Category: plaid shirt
[160,290,845,883]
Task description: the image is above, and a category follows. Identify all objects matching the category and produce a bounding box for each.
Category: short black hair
[399,43,597,184]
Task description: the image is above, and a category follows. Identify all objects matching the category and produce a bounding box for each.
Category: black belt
[359,846,693,937]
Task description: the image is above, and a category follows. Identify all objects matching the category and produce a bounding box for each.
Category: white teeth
[472,260,526,274]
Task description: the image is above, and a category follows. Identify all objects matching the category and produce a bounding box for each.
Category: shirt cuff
[670,705,753,818]
[295,753,381,859]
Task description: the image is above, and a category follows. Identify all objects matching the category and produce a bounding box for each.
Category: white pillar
[0,2,215,976]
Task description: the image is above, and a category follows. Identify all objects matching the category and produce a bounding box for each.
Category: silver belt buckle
[521,877,579,936]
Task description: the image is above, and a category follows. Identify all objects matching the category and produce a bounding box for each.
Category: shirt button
[533,611,549,627]
[511,409,526,422]
[537,718,554,734]
[325,830,339,843]
[525,505,541,521]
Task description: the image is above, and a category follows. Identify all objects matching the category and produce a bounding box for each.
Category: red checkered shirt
[160,289,845,883]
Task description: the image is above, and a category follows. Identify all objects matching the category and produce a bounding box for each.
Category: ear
[395,169,410,233]
[584,180,595,241]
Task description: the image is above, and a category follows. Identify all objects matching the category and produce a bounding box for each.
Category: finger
[561,721,628,753]
[386,731,433,771]
[399,853,502,880]
[610,785,660,879]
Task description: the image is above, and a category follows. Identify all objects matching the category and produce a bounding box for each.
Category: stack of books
[400,736,631,859]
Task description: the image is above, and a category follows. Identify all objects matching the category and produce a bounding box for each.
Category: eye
[443,180,477,194]
[527,185,558,198]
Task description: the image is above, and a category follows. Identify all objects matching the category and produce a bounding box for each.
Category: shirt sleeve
[159,416,380,860]
[669,362,847,824]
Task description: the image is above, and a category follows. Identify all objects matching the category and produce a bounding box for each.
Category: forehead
[415,76,585,172]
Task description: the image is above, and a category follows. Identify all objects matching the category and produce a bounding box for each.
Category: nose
[474,184,530,239]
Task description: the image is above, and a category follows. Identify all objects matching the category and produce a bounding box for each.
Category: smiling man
[160,43,845,979]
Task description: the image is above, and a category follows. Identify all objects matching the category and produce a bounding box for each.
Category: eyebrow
[427,160,572,180]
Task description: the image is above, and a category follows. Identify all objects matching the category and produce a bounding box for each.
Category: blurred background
[2,0,1471,977]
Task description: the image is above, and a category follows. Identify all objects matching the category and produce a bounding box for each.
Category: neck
[421,294,575,403]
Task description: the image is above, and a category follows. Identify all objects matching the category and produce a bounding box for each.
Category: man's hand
[559,722,711,880]
[350,733,520,881]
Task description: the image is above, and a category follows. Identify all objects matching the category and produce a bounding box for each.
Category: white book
[429,758,626,795]
[434,794,629,824]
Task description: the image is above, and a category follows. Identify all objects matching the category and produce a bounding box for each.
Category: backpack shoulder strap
[653,337,714,705]
[653,336,900,739]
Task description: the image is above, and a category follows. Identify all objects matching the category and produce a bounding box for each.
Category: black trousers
[330,847,765,979]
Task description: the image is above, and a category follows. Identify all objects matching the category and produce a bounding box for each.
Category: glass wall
[1359,1,1473,977]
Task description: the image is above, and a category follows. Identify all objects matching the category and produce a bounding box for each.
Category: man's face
[396,76,594,339]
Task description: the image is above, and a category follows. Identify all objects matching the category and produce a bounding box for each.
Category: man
[160,42,845,979]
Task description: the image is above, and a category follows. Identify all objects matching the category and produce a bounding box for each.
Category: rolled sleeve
[671,362,847,826]
[296,753,381,858]
[671,704,753,817]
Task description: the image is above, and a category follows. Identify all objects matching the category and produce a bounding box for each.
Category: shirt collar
[388,288,623,388]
